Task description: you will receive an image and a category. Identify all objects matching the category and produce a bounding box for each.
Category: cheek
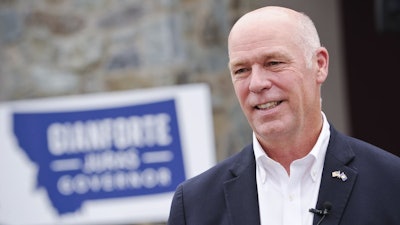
[233,81,248,103]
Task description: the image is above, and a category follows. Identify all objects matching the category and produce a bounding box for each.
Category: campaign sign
[0,84,216,225]
[14,99,185,214]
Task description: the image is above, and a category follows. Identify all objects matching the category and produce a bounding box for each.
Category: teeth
[257,101,279,109]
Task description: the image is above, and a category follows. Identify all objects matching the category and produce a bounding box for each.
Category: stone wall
[0,0,256,159]
[0,0,256,224]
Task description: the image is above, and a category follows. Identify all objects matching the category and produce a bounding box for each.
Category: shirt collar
[253,112,331,182]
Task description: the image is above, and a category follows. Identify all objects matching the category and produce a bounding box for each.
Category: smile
[255,101,282,110]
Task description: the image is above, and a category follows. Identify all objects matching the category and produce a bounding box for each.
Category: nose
[249,65,272,93]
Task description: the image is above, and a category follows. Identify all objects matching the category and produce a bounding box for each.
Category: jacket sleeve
[167,184,186,225]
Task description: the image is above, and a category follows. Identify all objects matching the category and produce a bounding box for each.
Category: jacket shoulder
[178,143,254,191]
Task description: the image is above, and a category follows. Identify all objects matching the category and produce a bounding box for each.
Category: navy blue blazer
[167,126,400,225]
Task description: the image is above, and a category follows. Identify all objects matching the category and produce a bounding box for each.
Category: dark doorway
[340,0,400,156]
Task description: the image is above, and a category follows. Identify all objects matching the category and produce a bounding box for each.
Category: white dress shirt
[254,112,330,225]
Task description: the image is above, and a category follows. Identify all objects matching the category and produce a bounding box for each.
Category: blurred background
[1,0,399,224]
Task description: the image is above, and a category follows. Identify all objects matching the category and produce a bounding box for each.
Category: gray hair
[295,13,321,68]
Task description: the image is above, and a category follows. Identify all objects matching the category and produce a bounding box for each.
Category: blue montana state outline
[13,99,186,214]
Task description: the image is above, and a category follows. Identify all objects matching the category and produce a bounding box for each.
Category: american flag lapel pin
[332,170,347,181]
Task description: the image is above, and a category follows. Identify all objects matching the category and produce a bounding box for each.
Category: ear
[315,47,329,84]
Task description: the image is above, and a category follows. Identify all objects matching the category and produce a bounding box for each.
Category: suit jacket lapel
[313,127,358,225]
[222,127,357,225]
[223,145,261,225]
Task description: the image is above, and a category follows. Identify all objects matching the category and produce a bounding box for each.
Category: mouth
[255,101,283,110]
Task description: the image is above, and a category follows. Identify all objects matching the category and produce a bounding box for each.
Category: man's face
[228,16,324,145]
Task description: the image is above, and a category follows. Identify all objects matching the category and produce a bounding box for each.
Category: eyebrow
[228,59,245,71]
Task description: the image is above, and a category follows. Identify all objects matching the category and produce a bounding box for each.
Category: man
[167,6,400,225]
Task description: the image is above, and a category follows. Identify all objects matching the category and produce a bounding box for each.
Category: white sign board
[0,83,216,225]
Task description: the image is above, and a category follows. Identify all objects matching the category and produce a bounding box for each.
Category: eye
[266,61,282,66]
[234,68,249,75]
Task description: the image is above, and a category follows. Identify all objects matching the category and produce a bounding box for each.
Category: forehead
[228,17,298,55]
[228,29,301,70]
[228,9,295,41]
[227,14,302,67]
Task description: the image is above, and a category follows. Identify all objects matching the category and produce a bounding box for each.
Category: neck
[265,143,313,175]
[259,117,324,175]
